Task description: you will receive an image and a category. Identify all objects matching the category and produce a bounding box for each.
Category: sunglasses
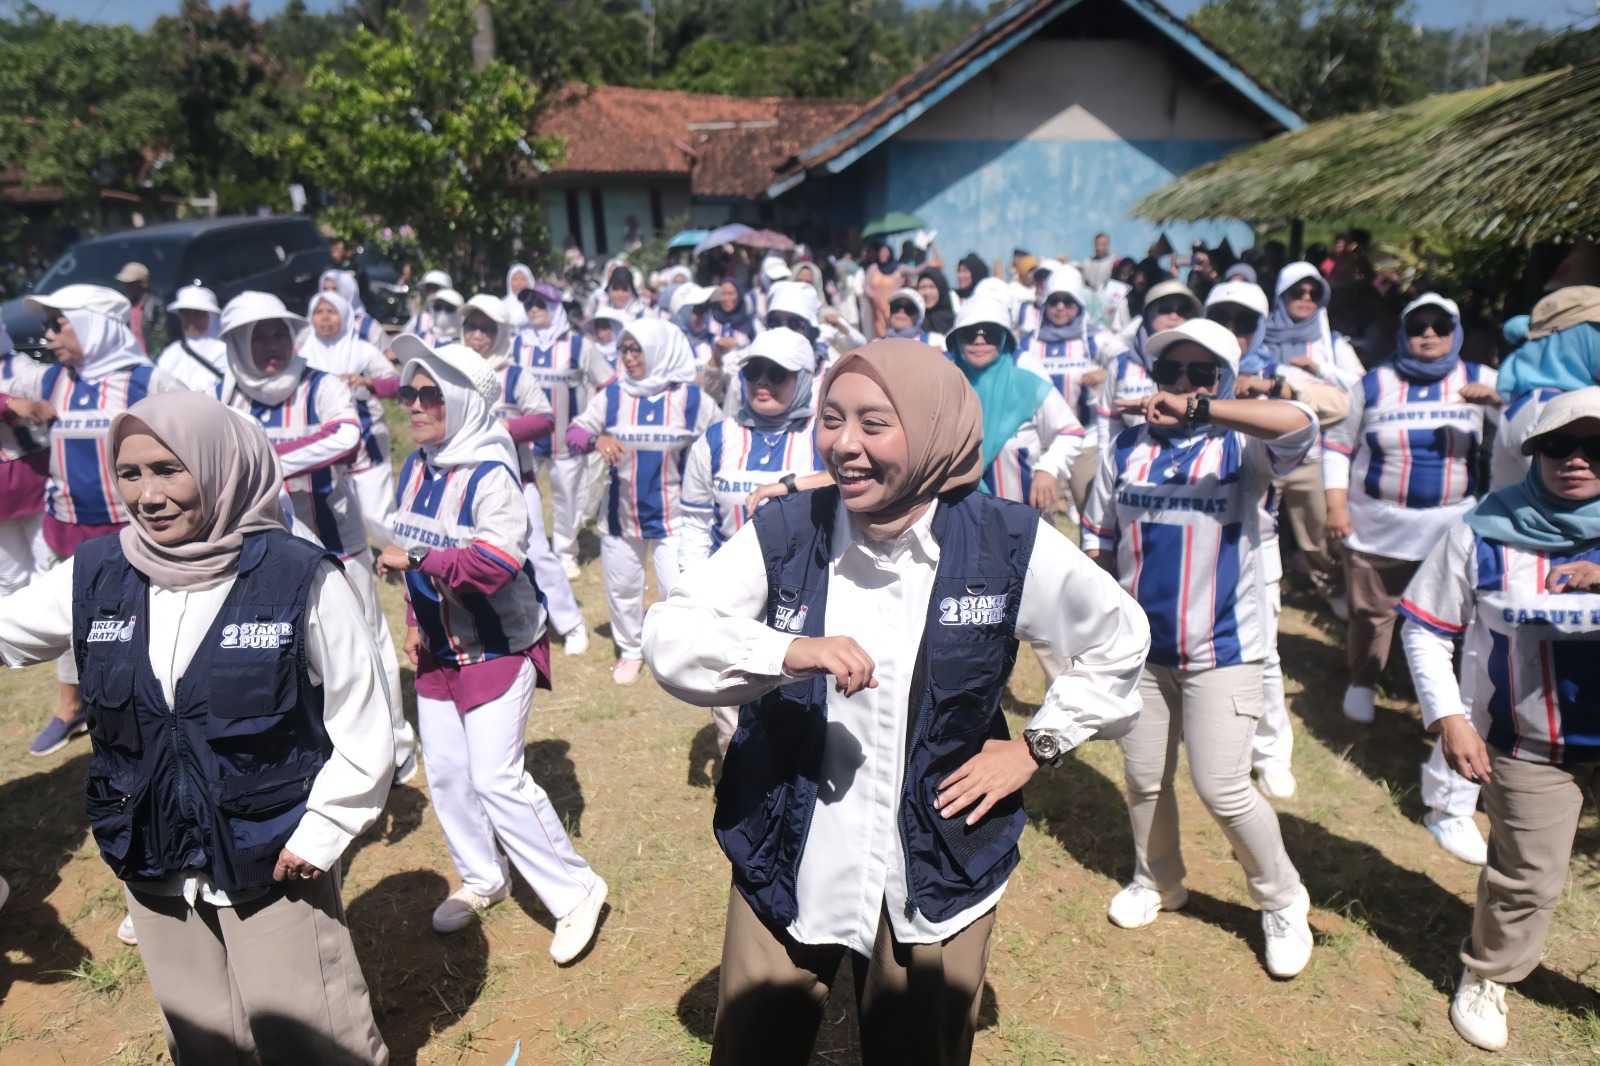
[964,326,1000,345]
[1404,315,1455,338]
[740,358,793,386]
[1286,283,1322,301]
[43,314,66,334]
[1533,434,1600,462]
[398,385,446,408]
[1044,294,1079,309]
[1207,306,1261,334]
[1145,298,1192,319]
[517,290,548,311]
[889,300,918,317]
[1152,359,1218,388]
[766,312,812,333]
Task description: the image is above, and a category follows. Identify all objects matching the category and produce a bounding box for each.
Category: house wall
[538,180,691,259]
[861,36,1264,266]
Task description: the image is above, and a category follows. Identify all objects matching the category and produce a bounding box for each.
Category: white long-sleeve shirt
[644,499,1149,955]
[0,557,394,903]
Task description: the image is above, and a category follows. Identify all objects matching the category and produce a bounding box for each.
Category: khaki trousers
[1344,550,1422,688]
[1121,663,1302,909]
[1068,445,1100,514]
[1276,459,1334,580]
[1462,752,1600,984]
[125,866,388,1065]
[711,886,995,1066]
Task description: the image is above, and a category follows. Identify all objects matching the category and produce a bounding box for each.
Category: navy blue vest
[73,530,337,893]
[716,487,1039,927]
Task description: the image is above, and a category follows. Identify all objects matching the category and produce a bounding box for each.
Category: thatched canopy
[1134,60,1600,244]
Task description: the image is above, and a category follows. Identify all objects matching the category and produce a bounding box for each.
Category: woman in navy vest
[643,339,1149,1065]
[0,390,393,1063]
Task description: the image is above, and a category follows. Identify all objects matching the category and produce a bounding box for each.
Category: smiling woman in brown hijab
[0,390,395,1064]
[646,340,1150,1065]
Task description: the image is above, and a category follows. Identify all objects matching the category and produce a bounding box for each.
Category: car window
[186,233,287,289]
[32,237,183,295]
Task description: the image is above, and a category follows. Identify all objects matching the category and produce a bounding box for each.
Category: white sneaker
[1262,885,1313,978]
[432,880,510,934]
[1107,881,1188,929]
[116,912,138,946]
[560,555,580,581]
[1426,811,1488,866]
[612,658,643,685]
[394,750,420,787]
[550,876,607,964]
[1450,967,1508,1051]
[1256,765,1298,800]
[1341,685,1376,724]
[562,623,589,657]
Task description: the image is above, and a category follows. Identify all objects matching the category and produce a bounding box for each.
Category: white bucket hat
[166,284,222,316]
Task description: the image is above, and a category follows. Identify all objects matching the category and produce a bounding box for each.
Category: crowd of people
[0,226,1597,1063]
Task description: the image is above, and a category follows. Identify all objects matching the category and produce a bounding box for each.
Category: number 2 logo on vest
[939,595,1007,626]
[220,622,294,650]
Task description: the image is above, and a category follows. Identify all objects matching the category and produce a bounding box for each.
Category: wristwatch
[1185,394,1212,425]
[1023,728,1068,768]
[407,545,430,570]
[780,473,799,496]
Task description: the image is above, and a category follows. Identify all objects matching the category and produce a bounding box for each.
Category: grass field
[1,445,1598,1064]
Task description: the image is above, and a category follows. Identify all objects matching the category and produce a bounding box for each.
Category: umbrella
[668,229,709,250]
[694,223,754,256]
[734,229,795,252]
[861,212,925,240]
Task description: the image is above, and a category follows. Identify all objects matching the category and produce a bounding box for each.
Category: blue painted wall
[872,137,1256,267]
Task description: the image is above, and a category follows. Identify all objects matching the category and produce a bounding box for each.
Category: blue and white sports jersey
[1020,333,1100,430]
[1093,351,1156,454]
[1400,522,1600,765]
[977,378,1083,503]
[1324,361,1497,560]
[492,363,554,482]
[571,382,720,540]
[1492,386,1563,491]
[1082,412,1315,670]
[679,417,824,561]
[512,332,610,459]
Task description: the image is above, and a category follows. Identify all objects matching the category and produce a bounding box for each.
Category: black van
[2,215,331,346]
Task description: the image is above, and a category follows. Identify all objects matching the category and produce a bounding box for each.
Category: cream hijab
[110,392,288,590]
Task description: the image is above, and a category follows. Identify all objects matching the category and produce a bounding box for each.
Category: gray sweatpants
[1121,662,1302,910]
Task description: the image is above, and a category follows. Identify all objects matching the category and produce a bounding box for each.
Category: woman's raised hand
[782,636,877,696]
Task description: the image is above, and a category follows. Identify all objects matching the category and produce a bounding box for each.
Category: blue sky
[32,0,1583,30]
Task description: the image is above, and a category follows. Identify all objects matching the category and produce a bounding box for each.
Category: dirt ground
[2,488,1599,1064]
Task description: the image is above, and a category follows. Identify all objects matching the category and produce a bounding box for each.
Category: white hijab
[398,340,519,471]
[69,307,150,383]
[220,293,309,407]
[301,290,382,376]
[527,291,571,351]
[504,263,536,330]
[620,319,697,398]
[463,293,514,370]
[319,269,367,319]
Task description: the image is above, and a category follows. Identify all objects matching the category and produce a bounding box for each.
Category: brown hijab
[819,339,983,532]
[110,391,288,590]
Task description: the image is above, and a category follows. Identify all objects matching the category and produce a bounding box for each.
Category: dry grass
[1,440,1597,1063]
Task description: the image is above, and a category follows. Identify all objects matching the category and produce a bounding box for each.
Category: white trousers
[416,659,597,917]
[600,533,680,660]
[1423,739,1481,818]
[343,552,415,771]
[520,481,584,637]
[1251,580,1293,775]
[0,512,48,596]
[350,462,397,548]
[539,453,600,562]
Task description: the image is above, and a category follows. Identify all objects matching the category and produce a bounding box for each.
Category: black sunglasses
[963,326,1001,345]
[397,385,446,407]
[1404,315,1455,338]
[517,289,548,311]
[1285,283,1322,301]
[1044,294,1079,309]
[1152,358,1218,388]
[1207,306,1261,334]
[889,299,918,317]
[740,358,793,386]
[1146,297,1192,319]
[1533,434,1600,462]
[766,312,812,333]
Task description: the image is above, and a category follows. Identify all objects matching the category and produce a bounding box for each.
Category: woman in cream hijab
[0,391,393,1063]
[644,339,1149,1065]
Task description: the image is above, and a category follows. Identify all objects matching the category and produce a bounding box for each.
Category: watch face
[1032,733,1060,759]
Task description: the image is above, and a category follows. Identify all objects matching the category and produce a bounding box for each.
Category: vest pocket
[80,660,141,757]
[714,721,796,888]
[927,658,1007,741]
[924,774,1025,884]
[206,660,297,739]
[216,767,316,864]
[85,770,149,866]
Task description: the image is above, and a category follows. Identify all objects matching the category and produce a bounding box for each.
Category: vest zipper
[897,633,936,921]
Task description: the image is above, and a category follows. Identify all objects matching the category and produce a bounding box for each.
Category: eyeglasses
[740,358,793,386]
[1207,306,1261,334]
[889,299,918,317]
[1533,434,1600,462]
[1404,315,1455,338]
[1044,294,1079,309]
[1145,297,1192,319]
[397,385,445,408]
[618,340,644,356]
[1286,283,1322,301]
[766,312,812,333]
[1152,359,1218,388]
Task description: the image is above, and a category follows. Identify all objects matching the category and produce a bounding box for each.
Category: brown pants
[1277,459,1336,582]
[125,866,387,1065]
[1462,753,1600,984]
[1344,550,1422,688]
[711,886,995,1066]
[1069,445,1100,515]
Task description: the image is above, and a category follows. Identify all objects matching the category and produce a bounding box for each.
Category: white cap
[760,257,792,283]
[743,327,813,374]
[220,291,308,338]
[391,335,500,404]
[420,269,453,290]
[889,287,926,323]
[463,293,509,325]
[945,296,1017,353]
[28,284,132,322]
[1041,269,1089,308]
[1521,386,1600,455]
[1401,292,1461,324]
[115,262,150,284]
[429,288,464,309]
[1142,279,1202,318]
[589,305,633,329]
[766,280,821,327]
[669,283,718,316]
[167,284,222,316]
[1146,318,1241,376]
[1204,279,1268,316]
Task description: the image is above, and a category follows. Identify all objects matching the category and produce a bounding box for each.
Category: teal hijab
[948,321,1052,481]
[1466,465,1600,552]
